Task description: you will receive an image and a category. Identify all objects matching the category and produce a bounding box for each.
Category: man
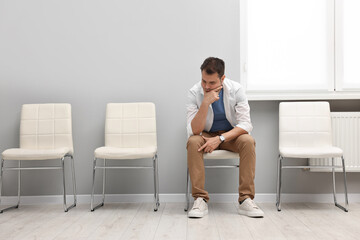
[186,57,264,218]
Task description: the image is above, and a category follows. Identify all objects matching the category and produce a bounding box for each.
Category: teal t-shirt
[209,89,233,132]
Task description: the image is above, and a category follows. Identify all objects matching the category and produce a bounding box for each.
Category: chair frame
[0,154,77,213]
[184,153,239,212]
[276,155,349,212]
[90,154,160,212]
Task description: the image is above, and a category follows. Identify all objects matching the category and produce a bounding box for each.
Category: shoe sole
[238,210,264,218]
[188,209,208,218]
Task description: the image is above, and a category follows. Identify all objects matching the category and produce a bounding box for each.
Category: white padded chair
[277,102,348,212]
[184,150,239,211]
[91,102,160,211]
[0,104,77,213]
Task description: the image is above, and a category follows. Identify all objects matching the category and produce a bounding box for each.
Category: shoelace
[246,200,259,209]
[192,198,203,210]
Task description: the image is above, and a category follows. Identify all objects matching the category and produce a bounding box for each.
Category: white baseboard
[1,193,359,205]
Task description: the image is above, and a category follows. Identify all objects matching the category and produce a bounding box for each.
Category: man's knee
[187,135,205,149]
[236,134,255,149]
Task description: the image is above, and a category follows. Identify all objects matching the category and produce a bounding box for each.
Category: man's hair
[200,57,225,78]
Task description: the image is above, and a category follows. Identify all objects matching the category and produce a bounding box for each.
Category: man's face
[201,70,224,92]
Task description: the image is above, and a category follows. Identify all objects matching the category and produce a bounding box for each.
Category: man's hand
[198,136,221,153]
[203,86,222,105]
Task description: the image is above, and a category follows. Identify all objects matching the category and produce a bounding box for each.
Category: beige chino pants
[187,131,256,202]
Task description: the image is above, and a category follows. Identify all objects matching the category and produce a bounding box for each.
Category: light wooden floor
[0,202,359,240]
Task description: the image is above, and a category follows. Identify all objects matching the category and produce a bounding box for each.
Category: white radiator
[309,112,360,172]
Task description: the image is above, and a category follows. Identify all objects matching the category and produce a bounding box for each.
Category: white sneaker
[188,197,208,218]
[238,198,264,218]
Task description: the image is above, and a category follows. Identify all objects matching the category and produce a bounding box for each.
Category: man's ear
[221,75,225,83]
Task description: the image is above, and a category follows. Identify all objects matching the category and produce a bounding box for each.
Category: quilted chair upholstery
[279,102,342,158]
[3,104,73,160]
[95,102,157,159]
[276,102,348,212]
[0,104,77,213]
[91,102,160,212]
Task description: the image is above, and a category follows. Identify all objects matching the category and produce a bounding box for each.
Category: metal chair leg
[0,158,20,214]
[0,159,21,214]
[331,156,349,212]
[156,154,160,208]
[153,154,160,211]
[0,159,3,207]
[153,156,157,211]
[17,161,21,208]
[184,167,190,212]
[91,158,105,212]
[61,157,67,212]
[91,156,160,212]
[61,156,76,212]
[332,157,338,204]
[102,159,106,206]
[276,155,282,211]
[90,157,97,211]
[70,156,77,207]
[15,160,21,208]
[342,156,349,210]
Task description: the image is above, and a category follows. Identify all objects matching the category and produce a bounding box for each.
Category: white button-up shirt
[186,78,253,138]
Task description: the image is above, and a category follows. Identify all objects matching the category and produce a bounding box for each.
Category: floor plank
[1,202,360,240]
[120,202,165,240]
[304,202,360,240]
[88,203,141,240]
[153,203,188,240]
[187,203,221,240]
[0,204,61,239]
[0,204,29,225]
[283,203,358,240]
[260,203,317,240]
[238,202,287,240]
[52,203,124,240]
[211,202,254,240]
[20,204,90,240]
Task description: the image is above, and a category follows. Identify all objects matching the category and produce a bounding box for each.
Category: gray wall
[1,0,359,197]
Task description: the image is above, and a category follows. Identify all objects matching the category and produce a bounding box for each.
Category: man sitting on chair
[186,57,264,218]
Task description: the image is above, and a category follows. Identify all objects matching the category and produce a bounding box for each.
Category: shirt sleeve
[186,90,198,137]
[234,86,253,133]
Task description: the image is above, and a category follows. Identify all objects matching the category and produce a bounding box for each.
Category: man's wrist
[202,100,211,107]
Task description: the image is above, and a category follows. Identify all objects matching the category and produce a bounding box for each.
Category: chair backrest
[20,104,74,153]
[279,102,333,148]
[105,102,157,148]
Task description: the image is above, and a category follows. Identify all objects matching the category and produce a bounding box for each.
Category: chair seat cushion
[204,150,239,160]
[94,146,157,160]
[279,146,343,158]
[2,147,71,160]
